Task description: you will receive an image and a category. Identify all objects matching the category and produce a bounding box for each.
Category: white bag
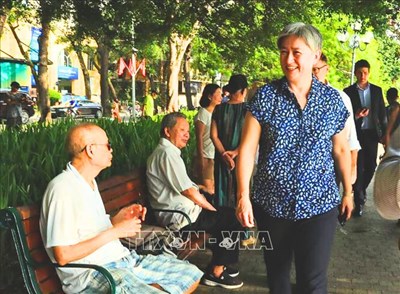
[373,156,400,220]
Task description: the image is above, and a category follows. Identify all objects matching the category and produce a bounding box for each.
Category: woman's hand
[222,151,235,170]
[236,197,255,228]
[339,194,354,221]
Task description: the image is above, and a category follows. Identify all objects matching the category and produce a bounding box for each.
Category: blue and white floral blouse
[248,76,349,220]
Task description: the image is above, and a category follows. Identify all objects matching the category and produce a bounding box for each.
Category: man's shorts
[82,250,203,293]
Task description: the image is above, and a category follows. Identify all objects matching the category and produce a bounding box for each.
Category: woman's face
[210,88,223,105]
[279,35,319,84]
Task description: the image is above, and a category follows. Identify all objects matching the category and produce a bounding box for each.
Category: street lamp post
[131,19,137,121]
[337,21,374,85]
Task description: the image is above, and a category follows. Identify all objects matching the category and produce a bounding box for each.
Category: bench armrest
[152,208,192,228]
[55,263,116,294]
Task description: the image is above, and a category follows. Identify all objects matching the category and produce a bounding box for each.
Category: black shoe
[202,268,243,289]
[353,204,363,217]
[205,265,239,277]
[225,266,239,277]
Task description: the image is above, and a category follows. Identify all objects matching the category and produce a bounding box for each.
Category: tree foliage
[2,0,399,109]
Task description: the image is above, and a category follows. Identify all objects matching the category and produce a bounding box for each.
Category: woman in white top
[194,84,222,195]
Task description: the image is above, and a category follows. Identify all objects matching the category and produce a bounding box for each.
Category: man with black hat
[6,81,24,129]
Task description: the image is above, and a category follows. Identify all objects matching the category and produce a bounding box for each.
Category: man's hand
[355,107,369,119]
[113,217,142,238]
[111,204,147,225]
[181,187,216,211]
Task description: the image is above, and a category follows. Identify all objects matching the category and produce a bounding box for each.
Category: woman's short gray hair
[277,22,322,52]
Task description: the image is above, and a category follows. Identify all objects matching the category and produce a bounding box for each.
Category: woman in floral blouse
[236,22,353,294]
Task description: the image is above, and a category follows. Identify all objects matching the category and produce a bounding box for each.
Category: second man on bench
[147,112,244,289]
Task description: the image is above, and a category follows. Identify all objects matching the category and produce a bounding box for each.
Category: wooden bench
[0,168,208,294]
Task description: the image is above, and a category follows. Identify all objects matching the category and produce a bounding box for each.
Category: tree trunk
[37,22,51,123]
[108,78,117,101]
[167,21,200,112]
[97,42,110,115]
[0,12,8,37]
[93,53,116,109]
[184,44,194,110]
[9,23,38,84]
[76,50,92,100]
[160,59,167,111]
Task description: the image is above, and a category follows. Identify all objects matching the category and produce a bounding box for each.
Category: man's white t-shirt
[39,163,129,293]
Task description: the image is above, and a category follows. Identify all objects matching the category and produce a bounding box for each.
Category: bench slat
[17,205,40,220]
[102,184,145,206]
[31,248,52,264]
[26,232,45,251]
[104,191,142,214]
[37,272,63,294]
[22,215,40,235]
[98,169,144,192]
[35,265,59,283]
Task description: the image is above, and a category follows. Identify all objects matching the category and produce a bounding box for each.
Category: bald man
[40,123,202,294]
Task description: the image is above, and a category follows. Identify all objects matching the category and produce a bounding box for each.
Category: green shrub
[0,111,198,286]
[48,89,62,105]
[0,111,197,210]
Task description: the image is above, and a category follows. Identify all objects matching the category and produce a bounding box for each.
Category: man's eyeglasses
[312,64,327,72]
[80,143,112,153]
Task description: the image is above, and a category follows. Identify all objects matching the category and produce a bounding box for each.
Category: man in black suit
[344,59,387,217]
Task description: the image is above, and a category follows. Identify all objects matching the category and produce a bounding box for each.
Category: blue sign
[30,27,41,62]
[58,66,79,80]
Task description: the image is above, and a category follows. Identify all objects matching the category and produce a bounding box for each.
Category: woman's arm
[195,120,206,159]
[210,119,225,155]
[384,104,400,149]
[210,119,235,169]
[236,113,261,228]
[332,129,353,220]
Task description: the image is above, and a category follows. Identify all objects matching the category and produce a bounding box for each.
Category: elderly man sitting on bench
[147,112,244,289]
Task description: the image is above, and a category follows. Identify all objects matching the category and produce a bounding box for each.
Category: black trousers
[353,130,379,206]
[254,205,338,294]
[180,206,242,266]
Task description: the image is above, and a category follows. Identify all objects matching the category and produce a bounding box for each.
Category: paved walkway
[190,176,400,293]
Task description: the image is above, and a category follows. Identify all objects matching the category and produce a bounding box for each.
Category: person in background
[143,89,158,118]
[313,52,361,184]
[386,88,399,122]
[373,88,400,222]
[40,123,202,294]
[147,112,244,289]
[194,84,222,195]
[236,22,353,294]
[111,98,122,122]
[210,74,256,247]
[221,85,230,103]
[383,88,400,150]
[6,81,23,129]
[68,99,79,116]
[343,59,387,217]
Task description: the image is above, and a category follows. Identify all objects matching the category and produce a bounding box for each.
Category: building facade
[0,21,101,101]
